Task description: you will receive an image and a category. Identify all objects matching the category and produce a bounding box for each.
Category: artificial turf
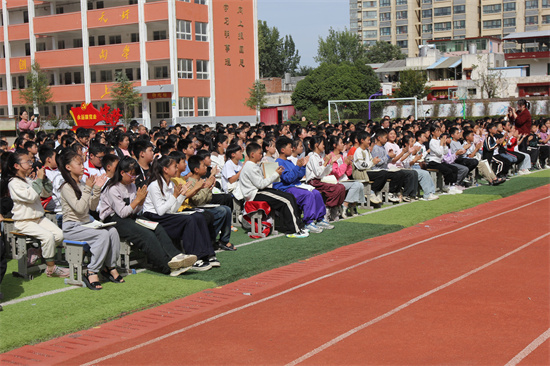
[0,170,548,352]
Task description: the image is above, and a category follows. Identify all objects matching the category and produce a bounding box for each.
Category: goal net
[328,97,419,124]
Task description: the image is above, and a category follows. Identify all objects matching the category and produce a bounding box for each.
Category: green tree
[365,41,406,63]
[110,72,141,128]
[394,68,430,99]
[245,80,267,122]
[296,65,314,77]
[291,62,380,120]
[258,20,301,77]
[18,61,53,114]
[314,28,366,65]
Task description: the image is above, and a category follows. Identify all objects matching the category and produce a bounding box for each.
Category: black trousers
[427,161,458,185]
[253,188,303,234]
[106,215,180,274]
[455,157,479,173]
[538,146,550,166]
[491,155,511,177]
[367,170,389,192]
[211,193,234,213]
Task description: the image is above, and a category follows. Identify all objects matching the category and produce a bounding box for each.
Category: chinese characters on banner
[223,2,246,68]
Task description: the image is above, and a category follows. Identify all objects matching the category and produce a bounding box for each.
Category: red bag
[243,201,273,239]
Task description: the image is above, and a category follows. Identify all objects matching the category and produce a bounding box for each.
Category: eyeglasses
[123,171,137,179]
[20,160,34,166]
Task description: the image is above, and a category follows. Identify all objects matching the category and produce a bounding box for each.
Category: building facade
[0,0,259,128]
[350,0,550,58]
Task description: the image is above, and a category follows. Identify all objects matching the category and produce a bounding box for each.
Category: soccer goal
[328,97,419,124]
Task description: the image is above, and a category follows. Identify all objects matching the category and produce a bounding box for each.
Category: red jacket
[512,109,532,136]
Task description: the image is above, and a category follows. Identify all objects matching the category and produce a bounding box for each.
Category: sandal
[218,242,237,251]
[102,267,125,283]
[83,271,102,290]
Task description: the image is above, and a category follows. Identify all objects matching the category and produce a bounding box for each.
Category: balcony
[50,85,86,103]
[7,23,29,41]
[178,79,210,97]
[0,59,5,74]
[88,4,139,30]
[35,49,84,69]
[34,12,82,35]
[0,91,7,106]
[175,1,208,23]
[89,43,140,66]
[176,39,209,60]
[144,1,169,23]
[146,40,170,61]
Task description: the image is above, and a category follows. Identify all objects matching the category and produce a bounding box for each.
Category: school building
[0,0,259,128]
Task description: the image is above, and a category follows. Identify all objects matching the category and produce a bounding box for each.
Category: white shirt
[233,161,279,201]
[305,152,332,182]
[142,180,186,216]
[426,138,448,164]
[221,159,242,193]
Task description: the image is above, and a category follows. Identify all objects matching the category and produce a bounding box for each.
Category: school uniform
[305,152,346,208]
[330,154,365,204]
[426,138,459,185]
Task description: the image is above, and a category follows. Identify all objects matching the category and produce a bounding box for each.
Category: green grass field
[1,170,549,353]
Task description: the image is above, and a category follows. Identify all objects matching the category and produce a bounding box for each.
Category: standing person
[58,150,121,290]
[508,99,532,152]
[99,157,197,276]
[18,111,39,133]
[1,152,67,277]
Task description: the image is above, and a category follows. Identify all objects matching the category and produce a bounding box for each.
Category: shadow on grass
[183,222,405,286]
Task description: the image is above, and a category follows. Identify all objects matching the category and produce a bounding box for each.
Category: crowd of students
[0,98,548,293]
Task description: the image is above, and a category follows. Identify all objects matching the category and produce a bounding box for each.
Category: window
[23,11,29,23]
[177,20,192,40]
[453,5,465,13]
[434,22,452,31]
[363,30,377,38]
[98,35,106,46]
[396,25,407,34]
[503,2,516,11]
[195,22,208,41]
[525,16,538,25]
[422,0,431,3]
[179,0,191,2]
[363,11,377,19]
[89,36,95,46]
[422,9,432,18]
[129,0,138,4]
[154,66,169,79]
[543,15,550,23]
[363,40,377,47]
[196,60,208,79]
[525,0,538,9]
[177,59,193,79]
[363,20,377,27]
[153,31,167,40]
[503,18,516,27]
[518,64,530,77]
[422,24,432,32]
[96,1,104,9]
[396,0,407,4]
[453,20,465,29]
[434,7,451,16]
[109,35,122,44]
[379,0,390,6]
[363,1,377,7]
[100,70,112,82]
[396,11,407,19]
[73,39,83,48]
[195,0,206,4]
[125,68,133,81]
[543,0,549,8]
[380,12,391,21]
[57,40,65,50]
[74,72,81,84]
[90,71,96,83]
[180,97,194,117]
[131,33,139,42]
[156,102,170,119]
[483,4,501,14]
[397,40,408,48]
[380,27,391,36]
[197,97,209,117]
[483,19,502,29]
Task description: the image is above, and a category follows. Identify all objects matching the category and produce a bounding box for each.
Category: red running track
[2,186,549,366]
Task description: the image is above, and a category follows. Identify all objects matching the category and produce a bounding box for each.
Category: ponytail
[146,155,176,195]
[0,151,27,197]
[57,149,83,199]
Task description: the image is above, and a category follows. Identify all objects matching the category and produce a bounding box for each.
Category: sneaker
[317,219,334,230]
[170,266,191,277]
[190,259,212,272]
[453,185,466,191]
[387,193,400,203]
[448,187,463,195]
[168,254,198,269]
[369,193,381,204]
[305,222,323,233]
[231,226,238,232]
[441,185,450,193]
[425,193,439,201]
[286,229,309,238]
[402,196,412,203]
[208,256,221,268]
[46,265,70,278]
[545,165,550,169]
[518,169,529,175]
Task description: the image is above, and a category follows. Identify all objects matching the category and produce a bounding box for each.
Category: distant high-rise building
[350,0,550,57]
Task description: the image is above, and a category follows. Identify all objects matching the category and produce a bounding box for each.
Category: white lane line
[81,197,549,366]
[0,286,79,306]
[504,328,550,366]
[286,232,550,366]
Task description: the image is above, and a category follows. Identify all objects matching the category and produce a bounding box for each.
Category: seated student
[401,135,438,201]
[39,146,58,212]
[24,140,39,164]
[196,149,234,210]
[133,140,155,189]
[440,132,469,190]
[305,136,346,221]
[186,155,236,251]
[288,139,303,166]
[371,130,419,201]
[505,124,531,175]
[261,136,278,163]
[326,135,368,217]
[274,136,332,234]
[210,133,229,185]
[457,129,482,169]
[99,157,197,276]
[83,144,106,182]
[142,155,217,271]
[1,151,67,277]
[58,150,121,290]
[425,125,462,194]
[482,124,510,181]
[352,131,391,203]
[234,142,309,238]
[176,138,195,178]
[102,154,120,180]
[221,144,243,194]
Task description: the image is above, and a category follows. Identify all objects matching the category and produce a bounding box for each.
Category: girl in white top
[211,134,228,184]
[384,129,410,169]
[1,151,66,277]
[221,144,243,193]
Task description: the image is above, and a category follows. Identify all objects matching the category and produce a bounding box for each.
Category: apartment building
[0,0,259,127]
[350,0,550,58]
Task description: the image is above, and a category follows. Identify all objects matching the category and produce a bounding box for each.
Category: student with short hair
[221,144,243,193]
[353,131,391,203]
[426,125,462,194]
[132,140,155,188]
[83,144,106,182]
[234,142,308,238]
[482,123,510,180]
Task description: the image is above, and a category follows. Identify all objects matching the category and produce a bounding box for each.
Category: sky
[257,0,350,68]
